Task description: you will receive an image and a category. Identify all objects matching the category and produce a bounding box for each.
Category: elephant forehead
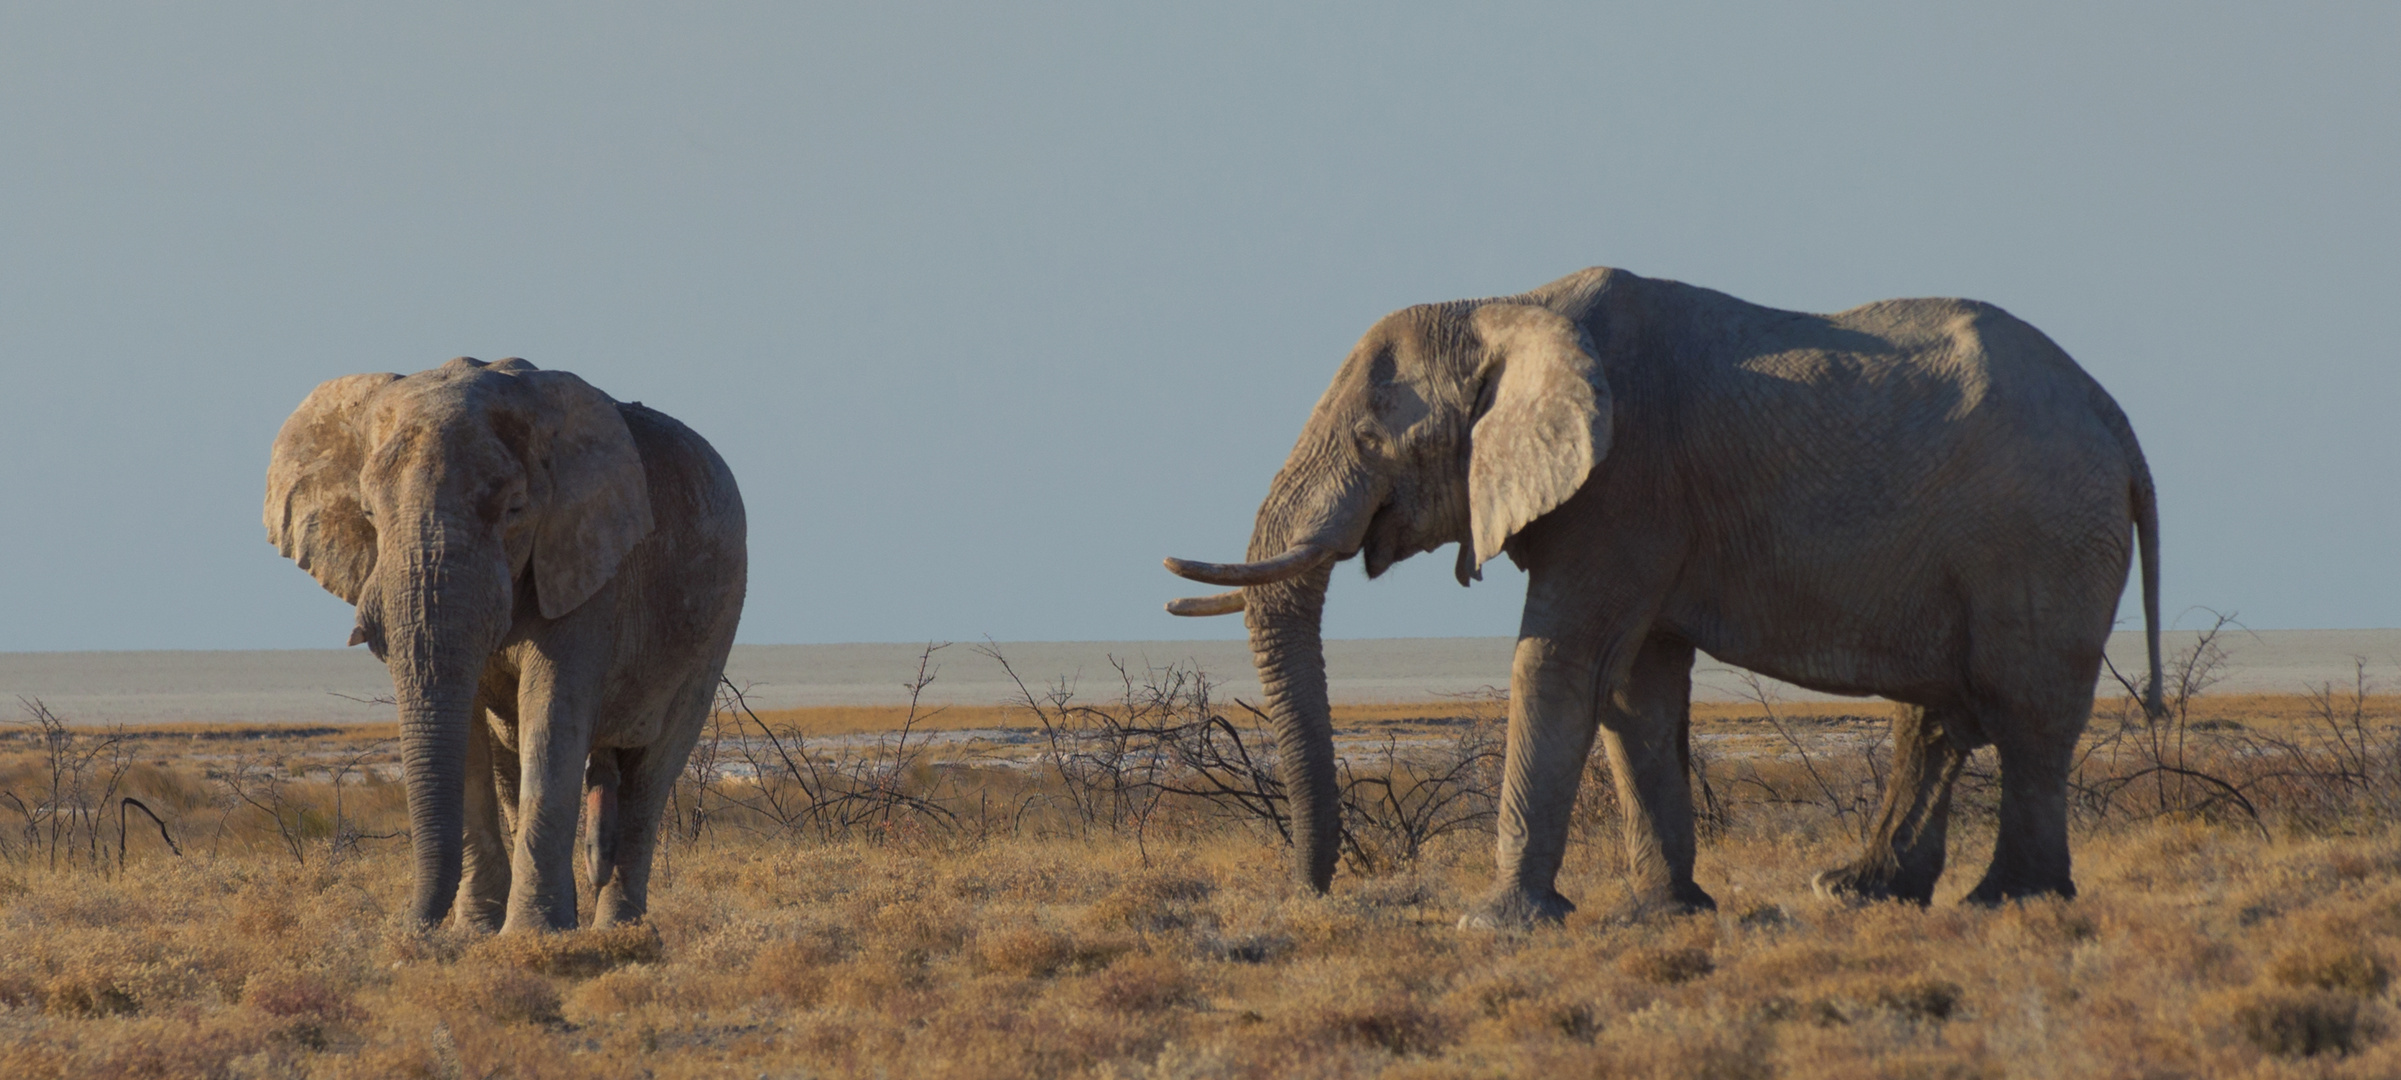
[357,390,531,484]
[365,368,534,432]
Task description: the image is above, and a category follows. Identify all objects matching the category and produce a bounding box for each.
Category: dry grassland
[2,682,2399,1078]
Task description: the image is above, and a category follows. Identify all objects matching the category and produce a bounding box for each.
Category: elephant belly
[1662,513,2126,706]
[1660,554,1972,703]
[592,681,683,748]
[469,643,691,752]
[1683,618,1963,702]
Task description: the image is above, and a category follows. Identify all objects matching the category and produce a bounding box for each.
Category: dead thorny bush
[657,630,2401,881]
[669,644,966,852]
[2081,609,2267,831]
[0,699,408,875]
[16,625,2399,893]
[2230,658,2401,833]
[985,647,1504,873]
[1336,721,1503,873]
[0,698,138,871]
[1704,672,1897,842]
[2076,611,2401,837]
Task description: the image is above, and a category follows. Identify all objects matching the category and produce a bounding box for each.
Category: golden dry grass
[5,816,2401,1078]
[5,692,2400,1077]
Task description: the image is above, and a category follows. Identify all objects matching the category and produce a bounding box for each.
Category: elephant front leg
[502,652,603,933]
[1815,704,1977,904]
[1461,635,1608,930]
[454,716,513,932]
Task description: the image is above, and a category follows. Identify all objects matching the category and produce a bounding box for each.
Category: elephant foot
[1587,881,1718,926]
[592,890,645,929]
[1458,885,1577,931]
[1962,874,2076,907]
[500,899,582,935]
[1811,861,1936,906]
[449,895,507,935]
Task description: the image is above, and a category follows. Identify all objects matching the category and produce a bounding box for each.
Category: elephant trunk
[1247,561,1343,893]
[1168,423,1378,894]
[1240,447,1379,893]
[381,547,508,929]
[396,670,475,927]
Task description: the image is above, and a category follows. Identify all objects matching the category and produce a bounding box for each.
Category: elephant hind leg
[595,744,683,928]
[1814,703,1983,905]
[594,675,716,928]
[1964,719,2081,904]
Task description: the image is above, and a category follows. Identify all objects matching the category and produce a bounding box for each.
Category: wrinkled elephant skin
[1163,268,2162,926]
[267,357,746,933]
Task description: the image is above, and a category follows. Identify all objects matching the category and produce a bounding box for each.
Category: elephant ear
[265,372,402,603]
[519,367,655,619]
[1465,303,1614,569]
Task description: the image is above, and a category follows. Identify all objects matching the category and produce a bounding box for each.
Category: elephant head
[1165,299,1614,892]
[266,357,653,926]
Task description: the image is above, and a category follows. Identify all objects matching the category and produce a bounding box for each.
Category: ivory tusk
[1165,591,1246,617]
[1162,543,1330,587]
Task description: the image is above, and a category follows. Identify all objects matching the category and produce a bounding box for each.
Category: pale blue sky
[2,3,2394,651]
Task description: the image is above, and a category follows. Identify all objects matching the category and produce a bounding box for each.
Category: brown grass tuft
[1084,869,1214,933]
[734,933,846,1005]
[465,924,663,978]
[2267,938,2392,996]
[1083,953,1196,1012]
[41,971,142,1016]
[973,923,1081,977]
[402,965,564,1026]
[1867,975,1962,1022]
[1592,1011,1773,1080]
[2222,986,2376,1058]
[567,964,666,1017]
[1283,991,1453,1057]
[1621,945,1716,985]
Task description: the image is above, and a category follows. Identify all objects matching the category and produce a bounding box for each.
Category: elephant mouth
[347,614,388,658]
[1358,501,1402,579]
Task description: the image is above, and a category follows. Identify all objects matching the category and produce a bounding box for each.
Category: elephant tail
[2131,451,2166,720]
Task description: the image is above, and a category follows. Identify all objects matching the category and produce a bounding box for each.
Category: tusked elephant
[267,357,745,933]
[1164,267,2162,927]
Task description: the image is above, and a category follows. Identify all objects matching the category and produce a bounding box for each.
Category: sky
[2,3,2395,652]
